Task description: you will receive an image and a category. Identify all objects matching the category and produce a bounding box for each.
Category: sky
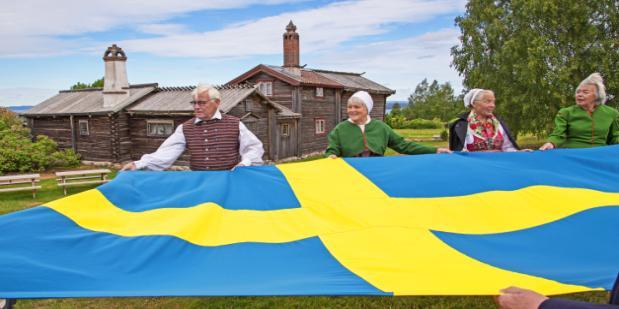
[0,0,467,106]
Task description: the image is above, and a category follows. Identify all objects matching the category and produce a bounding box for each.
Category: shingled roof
[310,69,394,94]
[227,64,395,95]
[23,84,157,116]
[23,83,299,118]
[127,84,299,118]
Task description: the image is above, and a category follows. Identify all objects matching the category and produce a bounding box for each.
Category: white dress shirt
[134,110,264,170]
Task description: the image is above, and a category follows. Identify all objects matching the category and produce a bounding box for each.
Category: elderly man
[122,84,264,171]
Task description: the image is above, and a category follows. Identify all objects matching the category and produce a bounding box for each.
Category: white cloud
[0,0,306,57]
[0,88,59,106]
[119,0,465,58]
[0,0,305,36]
[0,0,465,58]
[310,28,463,100]
[0,0,466,103]
[137,24,189,36]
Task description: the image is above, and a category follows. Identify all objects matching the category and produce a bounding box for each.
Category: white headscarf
[463,88,485,108]
[350,91,373,112]
[578,73,607,105]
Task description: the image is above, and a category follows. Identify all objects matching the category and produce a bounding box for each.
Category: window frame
[281,123,290,137]
[78,119,89,136]
[315,118,326,135]
[244,99,253,112]
[257,81,273,97]
[315,87,324,98]
[146,119,175,137]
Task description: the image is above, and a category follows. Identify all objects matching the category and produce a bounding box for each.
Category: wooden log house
[23,22,394,165]
[227,21,395,156]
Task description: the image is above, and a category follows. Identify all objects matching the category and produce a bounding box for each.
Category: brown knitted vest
[182,114,241,171]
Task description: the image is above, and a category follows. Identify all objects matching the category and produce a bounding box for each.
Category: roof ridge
[156,84,257,92]
[130,83,158,88]
[157,86,195,92]
[59,88,102,93]
[309,68,364,76]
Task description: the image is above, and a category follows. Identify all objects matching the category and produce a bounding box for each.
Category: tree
[70,78,104,90]
[390,103,402,116]
[451,0,619,136]
[0,108,80,174]
[403,79,463,121]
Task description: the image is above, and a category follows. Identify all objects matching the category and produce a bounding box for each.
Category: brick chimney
[283,21,300,76]
[102,44,129,108]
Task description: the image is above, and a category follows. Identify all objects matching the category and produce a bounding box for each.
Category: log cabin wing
[126,84,299,163]
[23,84,299,164]
[22,84,158,162]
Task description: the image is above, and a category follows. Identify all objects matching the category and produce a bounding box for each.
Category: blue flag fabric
[1,146,619,298]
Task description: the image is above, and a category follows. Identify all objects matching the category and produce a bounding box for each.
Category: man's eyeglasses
[190,100,216,107]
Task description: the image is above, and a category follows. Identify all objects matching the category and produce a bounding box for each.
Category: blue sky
[0,0,466,106]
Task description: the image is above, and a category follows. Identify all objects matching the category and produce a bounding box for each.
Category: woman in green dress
[325,91,451,158]
[540,73,619,150]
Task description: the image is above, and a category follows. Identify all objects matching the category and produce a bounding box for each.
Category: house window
[258,81,273,96]
[315,87,324,97]
[146,119,175,137]
[244,99,254,112]
[281,123,290,137]
[78,120,89,136]
[315,119,326,134]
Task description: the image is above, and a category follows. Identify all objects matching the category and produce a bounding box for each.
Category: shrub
[385,114,408,129]
[0,109,80,175]
[404,118,443,129]
[440,130,449,141]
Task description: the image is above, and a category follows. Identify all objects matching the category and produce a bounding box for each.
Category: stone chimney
[102,44,129,108]
[283,21,300,76]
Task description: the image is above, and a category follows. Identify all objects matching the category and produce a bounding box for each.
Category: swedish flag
[1,146,618,297]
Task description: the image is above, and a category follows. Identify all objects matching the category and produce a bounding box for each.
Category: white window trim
[146,119,175,137]
[78,119,89,136]
[315,87,324,97]
[258,81,273,97]
[315,119,326,134]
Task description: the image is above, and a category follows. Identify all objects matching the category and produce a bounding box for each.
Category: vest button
[205,148,208,151]
[204,139,208,142]
[204,130,207,133]
[205,157,209,160]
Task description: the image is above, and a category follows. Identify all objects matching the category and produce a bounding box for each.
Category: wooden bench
[56,169,111,196]
[0,174,41,198]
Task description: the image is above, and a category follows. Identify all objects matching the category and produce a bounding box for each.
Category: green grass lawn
[0,130,608,308]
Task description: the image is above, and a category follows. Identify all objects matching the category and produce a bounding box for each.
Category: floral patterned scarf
[466,111,504,151]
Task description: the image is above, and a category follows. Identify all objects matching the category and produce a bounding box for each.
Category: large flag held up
[1,146,619,298]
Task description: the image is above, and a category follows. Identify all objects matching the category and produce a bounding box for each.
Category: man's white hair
[192,84,221,101]
[577,73,606,105]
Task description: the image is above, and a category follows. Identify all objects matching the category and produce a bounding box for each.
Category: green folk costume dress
[325,120,437,157]
[547,105,619,148]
